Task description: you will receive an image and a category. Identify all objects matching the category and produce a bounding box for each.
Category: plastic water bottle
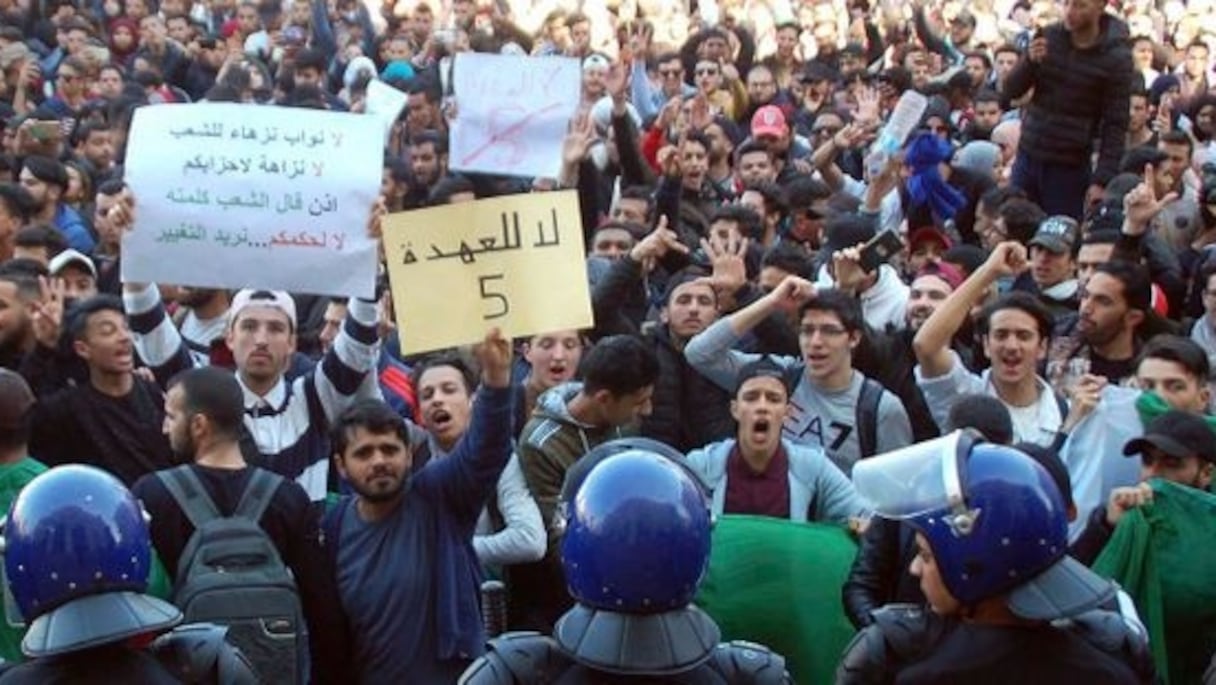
[865,90,929,178]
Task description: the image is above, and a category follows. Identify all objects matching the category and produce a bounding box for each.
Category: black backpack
[855,377,885,459]
[158,466,306,685]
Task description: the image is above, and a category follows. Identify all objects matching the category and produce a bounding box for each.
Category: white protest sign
[122,103,382,298]
[365,79,408,141]
[449,53,581,179]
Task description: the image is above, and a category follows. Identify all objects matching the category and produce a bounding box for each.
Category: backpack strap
[157,466,222,530]
[233,469,284,523]
[855,377,885,459]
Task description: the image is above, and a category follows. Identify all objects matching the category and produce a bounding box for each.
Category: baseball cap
[750,105,787,138]
[48,249,97,279]
[734,356,796,396]
[908,226,952,252]
[915,260,965,291]
[583,54,610,72]
[1028,216,1080,255]
[1122,411,1216,464]
[229,289,297,330]
[0,369,34,431]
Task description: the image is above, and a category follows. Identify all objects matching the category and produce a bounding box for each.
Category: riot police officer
[836,431,1154,684]
[461,439,791,684]
[0,465,256,683]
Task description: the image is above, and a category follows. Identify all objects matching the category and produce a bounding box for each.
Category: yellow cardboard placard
[383,190,592,354]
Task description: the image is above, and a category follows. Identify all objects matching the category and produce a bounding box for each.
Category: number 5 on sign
[382,190,593,355]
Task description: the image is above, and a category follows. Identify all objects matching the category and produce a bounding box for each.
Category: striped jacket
[124,284,382,501]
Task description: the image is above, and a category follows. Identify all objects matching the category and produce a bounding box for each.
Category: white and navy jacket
[124,283,381,501]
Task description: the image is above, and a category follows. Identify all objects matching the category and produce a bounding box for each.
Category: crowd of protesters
[0,0,1213,679]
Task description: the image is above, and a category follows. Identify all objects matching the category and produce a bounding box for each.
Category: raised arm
[913,241,1028,378]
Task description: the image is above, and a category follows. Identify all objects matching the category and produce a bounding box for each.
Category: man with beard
[322,329,515,682]
[403,131,448,209]
[1046,261,1150,392]
[0,264,41,370]
[914,242,1067,447]
[685,357,870,521]
[28,295,175,485]
[19,155,92,253]
[131,366,348,682]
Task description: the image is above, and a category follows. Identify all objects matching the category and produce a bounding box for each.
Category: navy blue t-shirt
[336,493,468,684]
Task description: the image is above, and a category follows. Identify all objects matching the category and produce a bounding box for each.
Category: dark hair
[294,47,327,73]
[782,175,832,209]
[70,119,110,148]
[1158,130,1193,156]
[947,394,1013,444]
[761,242,815,280]
[66,294,125,343]
[1118,145,1168,174]
[1091,261,1151,312]
[580,335,659,396]
[797,288,864,334]
[709,204,762,240]
[978,184,1028,214]
[681,129,711,153]
[741,181,787,216]
[168,367,245,441]
[734,139,772,165]
[22,155,69,192]
[1081,228,1120,246]
[1014,441,1075,510]
[428,175,475,205]
[331,399,410,458]
[1135,334,1211,381]
[977,291,1053,342]
[973,88,1001,107]
[964,51,992,70]
[774,20,800,34]
[0,183,33,223]
[0,259,46,301]
[661,267,712,307]
[998,198,1047,244]
[409,130,448,155]
[411,352,478,396]
[14,224,68,256]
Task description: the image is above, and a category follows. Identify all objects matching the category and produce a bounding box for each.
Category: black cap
[1122,411,1216,464]
[734,356,797,396]
[1028,216,1080,255]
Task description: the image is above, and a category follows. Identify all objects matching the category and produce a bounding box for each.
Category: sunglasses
[695,67,720,76]
[659,68,682,77]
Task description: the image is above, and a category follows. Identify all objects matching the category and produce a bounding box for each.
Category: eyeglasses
[799,324,848,337]
[659,68,682,77]
[695,68,719,76]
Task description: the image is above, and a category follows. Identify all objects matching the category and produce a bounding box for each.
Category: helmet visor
[853,431,968,518]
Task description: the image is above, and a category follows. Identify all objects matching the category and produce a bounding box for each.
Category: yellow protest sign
[383,190,592,355]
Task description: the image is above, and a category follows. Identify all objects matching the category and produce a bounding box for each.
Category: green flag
[1093,479,1216,685]
[697,515,859,684]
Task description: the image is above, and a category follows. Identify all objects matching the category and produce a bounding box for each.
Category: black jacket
[841,517,924,629]
[590,255,734,452]
[1003,16,1132,185]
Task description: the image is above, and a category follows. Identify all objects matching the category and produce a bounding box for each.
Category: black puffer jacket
[1003,15,1133,185]
[590,255,734,452]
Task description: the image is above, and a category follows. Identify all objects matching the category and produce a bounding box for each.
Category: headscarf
[107,17,140,67]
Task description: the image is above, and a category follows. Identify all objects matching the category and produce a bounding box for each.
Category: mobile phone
[858,230,904,272]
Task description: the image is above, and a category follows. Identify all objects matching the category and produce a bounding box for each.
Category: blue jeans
[1010,151,1091,221]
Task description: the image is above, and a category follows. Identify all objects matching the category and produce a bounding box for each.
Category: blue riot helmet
[853,431,1116,620]
[555,439,720,676]
[2,465,182,657]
